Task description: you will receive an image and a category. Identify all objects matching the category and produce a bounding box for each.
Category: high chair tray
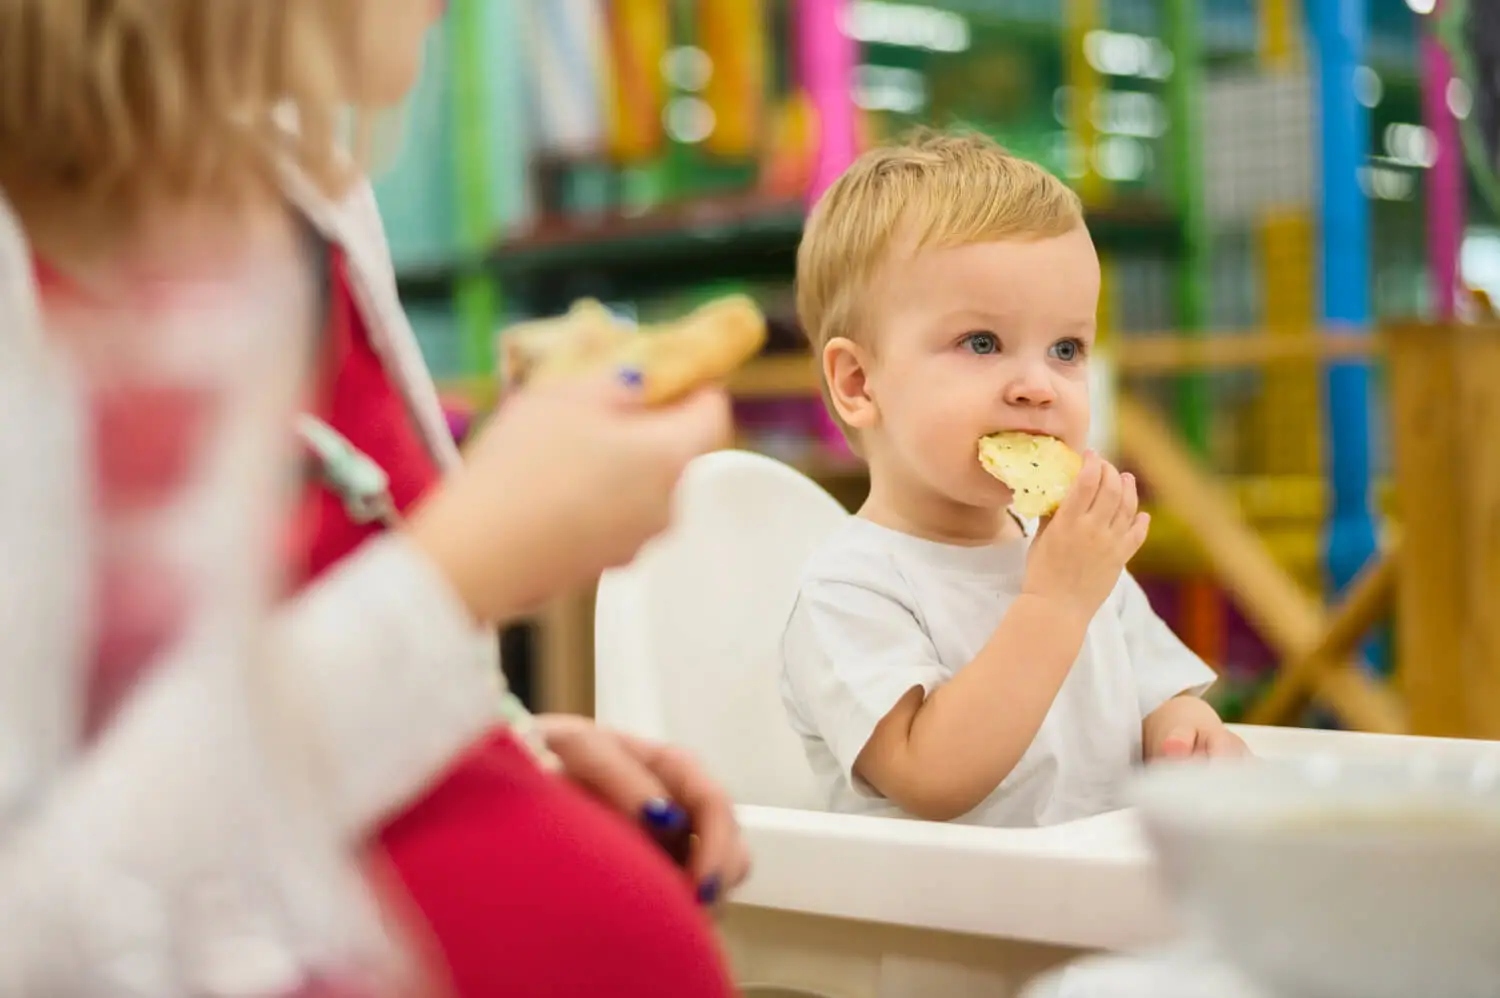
[732,804,1172,952]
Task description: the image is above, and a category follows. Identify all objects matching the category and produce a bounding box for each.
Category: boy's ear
[823,337,879,430]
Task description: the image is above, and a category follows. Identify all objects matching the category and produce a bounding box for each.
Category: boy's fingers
[1124,512,1151,558]
[1159,727,1198,758]
[1058,451,1102,519]
[1205,727,1252,757]
[1115,472,1139,530]
[1090,461,1122,519]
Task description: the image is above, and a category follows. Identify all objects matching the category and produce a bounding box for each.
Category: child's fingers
[508,367,641,411]
[1205,727,1253,757]
[1056,450,1102,521]
[540,718,745,901]
[1114,472,1139,531]
[561,365,649,405]
[539,717,675,818]
[1158,727,1199,758]
[617,732,749,903]
[1124,511,1151,557]
[1089,461,1123,521]
[571,367,731,462]
[669,387,735,456]
[632,387,734,462]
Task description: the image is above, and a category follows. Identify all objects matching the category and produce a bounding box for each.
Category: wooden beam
[537,587,597,717]
[728,353,820,397]
[721,333,1383,397]
[438,331,1385,408]
[1116,330,1376,375]
[1115,394,1406,733]
[1456,322,1500,738]
[1117,394,1317,649]
[1387,323,1468,735]
[1244,550,1398,726]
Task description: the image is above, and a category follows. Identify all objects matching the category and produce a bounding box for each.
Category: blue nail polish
[640,797,688,831]
[697,874,722,906]
[618,366,644,389]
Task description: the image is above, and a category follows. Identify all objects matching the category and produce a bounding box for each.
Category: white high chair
[594,450,1172,998]
[594,448,838,811]
[594,450,1500,998]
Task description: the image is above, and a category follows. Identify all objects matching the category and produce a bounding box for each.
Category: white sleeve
[781,577,947,796]
[264,531,504,841]
[0,449,494,991]
[1115,572,1217,717]
[0,368,408,989]
[0,658,388,995]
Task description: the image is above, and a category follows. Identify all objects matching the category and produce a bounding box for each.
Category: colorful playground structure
[403,0,1484,729]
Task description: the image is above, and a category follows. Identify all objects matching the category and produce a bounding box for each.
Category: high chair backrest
[594,449,849,809]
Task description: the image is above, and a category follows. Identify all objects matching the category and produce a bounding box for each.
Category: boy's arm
[782,578,950,804]
[854,594,1091,820]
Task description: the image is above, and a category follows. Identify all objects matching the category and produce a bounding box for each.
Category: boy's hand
[1021,451,1149,623]
[1144,695,1250,760]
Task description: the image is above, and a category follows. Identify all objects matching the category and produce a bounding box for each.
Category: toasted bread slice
[498,295,767,404]
[977,432,1083,518]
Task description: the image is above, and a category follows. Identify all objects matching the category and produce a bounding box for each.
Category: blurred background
[375,0,1498,737]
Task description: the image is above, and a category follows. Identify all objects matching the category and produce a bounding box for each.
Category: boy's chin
[974,477,1015,510]
[942,479,1014,513]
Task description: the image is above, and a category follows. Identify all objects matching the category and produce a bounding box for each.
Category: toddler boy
[779,130,1246,827]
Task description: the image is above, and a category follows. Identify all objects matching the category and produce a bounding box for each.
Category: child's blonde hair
[796,129,1084,439]
[0,1,364,230]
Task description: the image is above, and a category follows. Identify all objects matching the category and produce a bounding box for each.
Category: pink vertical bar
[1423,8,1464,319]
[796,0,859,452]
[798,0,859,205]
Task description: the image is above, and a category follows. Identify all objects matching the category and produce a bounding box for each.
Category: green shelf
[492,194,806,305]
[395,194,1184,310]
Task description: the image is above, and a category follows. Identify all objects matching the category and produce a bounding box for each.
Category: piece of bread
[498,298,633,392]
[498,294,768,404]
[977,432,1083,518]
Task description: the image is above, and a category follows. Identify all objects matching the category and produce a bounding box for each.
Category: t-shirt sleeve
[780,575,947,797]
[1115,571,1218,718]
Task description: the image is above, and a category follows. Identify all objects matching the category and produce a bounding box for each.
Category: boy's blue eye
[962,332,999,355]
[1049,338,1084,362]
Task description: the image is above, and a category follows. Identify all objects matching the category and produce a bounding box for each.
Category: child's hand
[1021,451,1149,623]
[1144,695,1250,760]
[535,714,752,904]
[406,372,732,622]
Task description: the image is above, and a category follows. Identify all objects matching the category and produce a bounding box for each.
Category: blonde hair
[0,1,366,230]
[796,129,1084,436]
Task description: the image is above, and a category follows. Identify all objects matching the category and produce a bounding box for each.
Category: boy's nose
[1003,367,1057,407]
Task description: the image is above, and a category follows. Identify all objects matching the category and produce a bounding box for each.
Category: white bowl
[1133,751,1500,998]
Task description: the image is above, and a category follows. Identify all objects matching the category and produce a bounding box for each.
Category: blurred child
[780,130,1246,828]
[0,2,744,995]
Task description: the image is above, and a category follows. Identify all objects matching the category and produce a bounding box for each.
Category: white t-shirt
[779,517,1216,827]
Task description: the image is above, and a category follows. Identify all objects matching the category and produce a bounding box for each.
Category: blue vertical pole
[1310,0,1382,663]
